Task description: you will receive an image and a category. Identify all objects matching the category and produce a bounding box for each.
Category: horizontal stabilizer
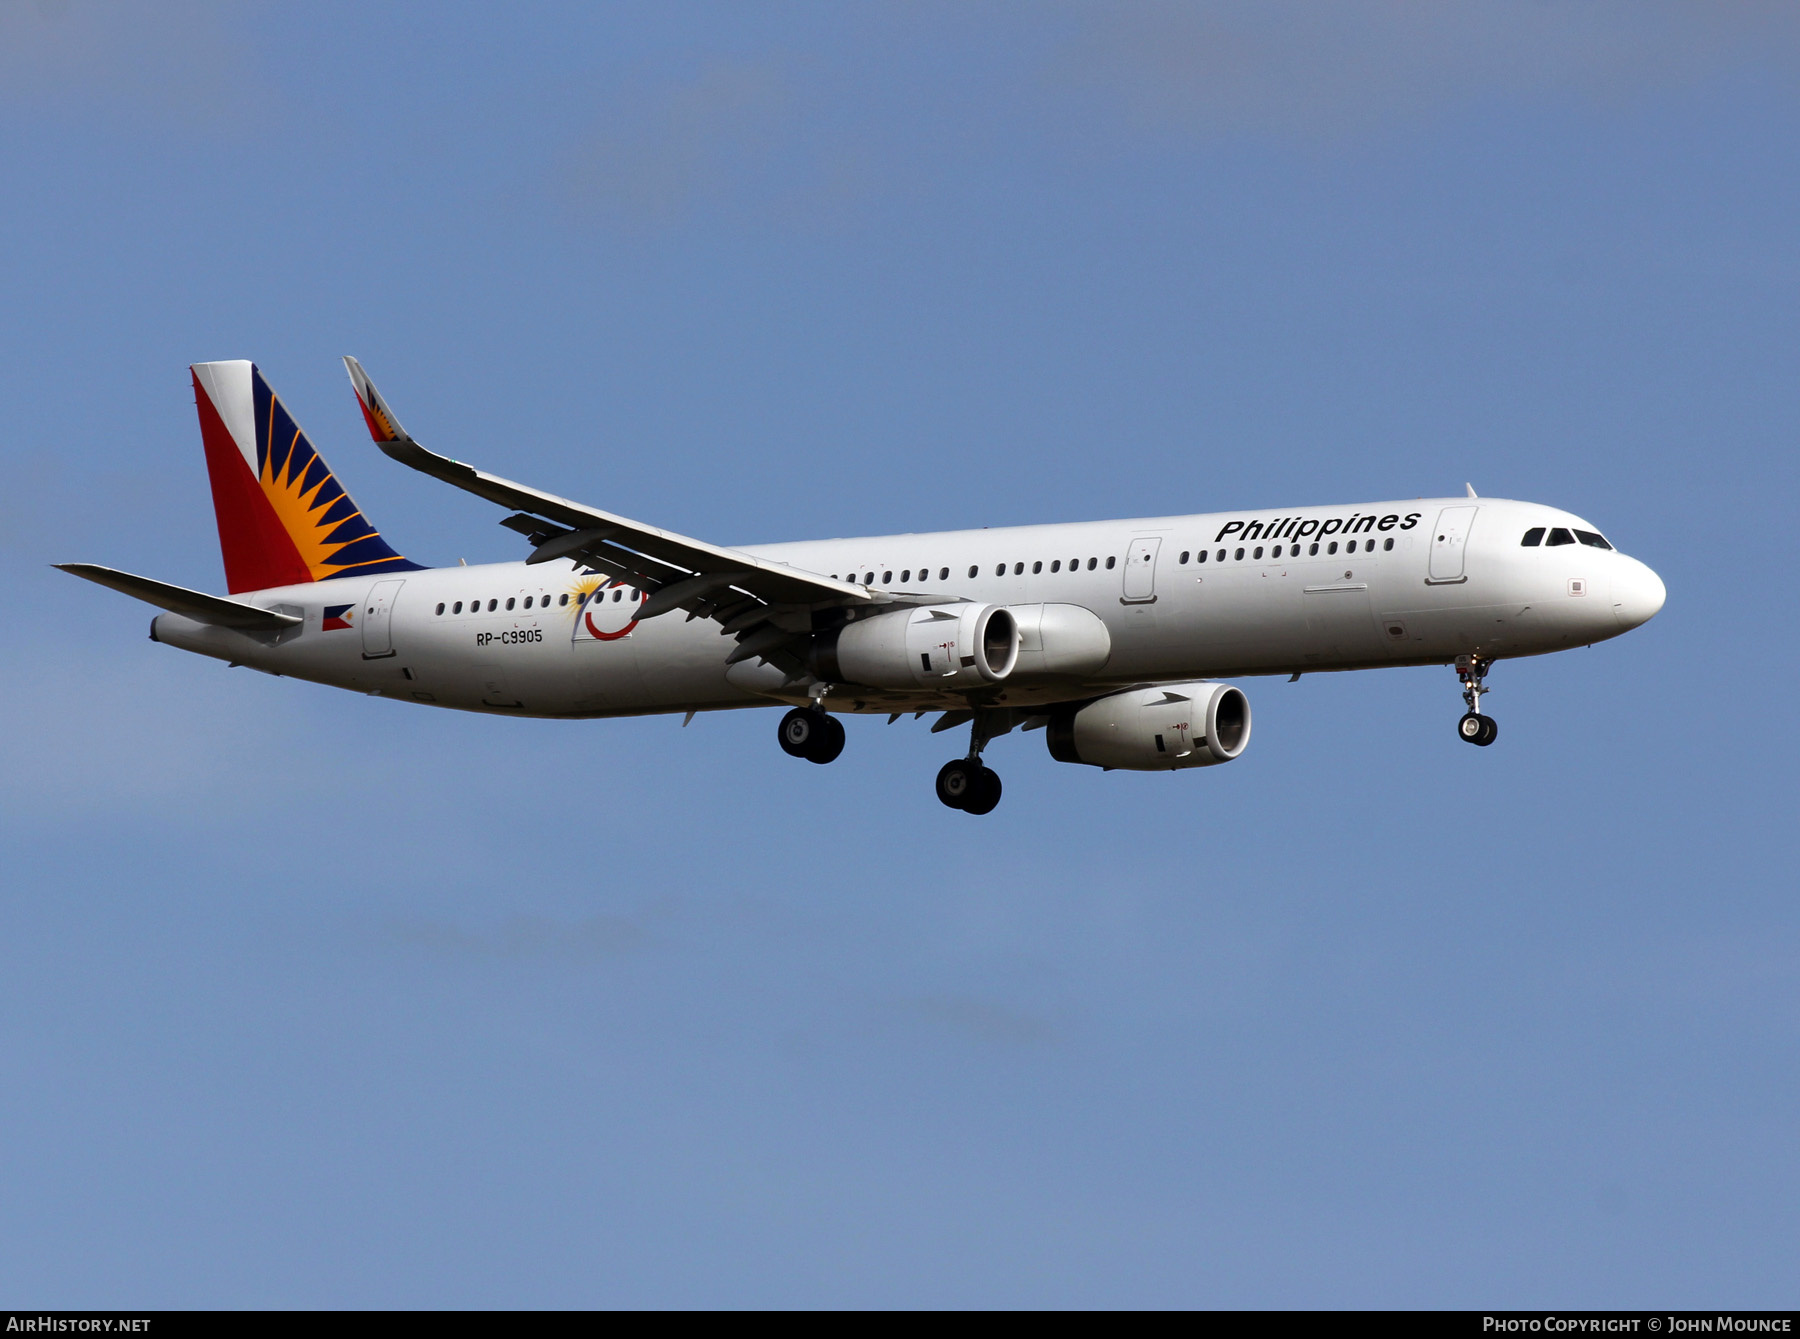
[55,564,301,631]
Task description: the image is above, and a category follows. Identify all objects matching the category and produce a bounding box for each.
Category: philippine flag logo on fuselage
[322,604,355,631]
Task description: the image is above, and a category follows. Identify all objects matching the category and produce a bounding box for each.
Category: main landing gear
[936,759,1002,815]
[777,706,844,764]
[936,711,1004,815]
[1455,654,1499,747]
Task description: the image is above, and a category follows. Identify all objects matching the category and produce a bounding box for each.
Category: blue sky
[2,1,1796,1307]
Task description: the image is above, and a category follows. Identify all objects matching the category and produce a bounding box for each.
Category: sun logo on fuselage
[570,575,646,642]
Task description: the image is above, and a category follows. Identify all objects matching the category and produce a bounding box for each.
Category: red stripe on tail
[193,371,312,594]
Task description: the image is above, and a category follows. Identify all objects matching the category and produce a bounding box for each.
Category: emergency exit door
[1121,537,1161,603]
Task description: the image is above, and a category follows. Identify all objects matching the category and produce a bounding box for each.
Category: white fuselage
[149,496,1664,718]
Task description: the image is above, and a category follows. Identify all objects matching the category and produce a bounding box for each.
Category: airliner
[59,360,1666,814]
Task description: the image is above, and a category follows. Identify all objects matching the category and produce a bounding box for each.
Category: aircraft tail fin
[190,360,423,594]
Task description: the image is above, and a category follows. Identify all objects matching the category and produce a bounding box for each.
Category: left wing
[56,564,302,632]
[343,357,893,673]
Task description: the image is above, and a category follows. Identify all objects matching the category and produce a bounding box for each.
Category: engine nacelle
[1006,603,1112,678]
[1046,681,1251,771]
[815,603,1019,690]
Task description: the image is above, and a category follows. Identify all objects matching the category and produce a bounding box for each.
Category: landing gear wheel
[808,713,845,764]
[936,761,1003,813]
[963,766,1003,815]
[1454,656,1499,748]
[1457,713,1498,747]
[779,707,843,763]
[936,759,978,809]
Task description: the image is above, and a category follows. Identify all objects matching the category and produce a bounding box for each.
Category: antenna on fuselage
[1466,483,1478,498]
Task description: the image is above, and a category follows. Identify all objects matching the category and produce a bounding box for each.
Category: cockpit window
[1574,530,1613,550]
[1545,527,1575,547]
[1521,527,1545,547]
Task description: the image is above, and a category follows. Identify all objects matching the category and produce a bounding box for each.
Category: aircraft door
[1122,536,1161,603]
[361,579,406,659]
[1428,506,1478,583]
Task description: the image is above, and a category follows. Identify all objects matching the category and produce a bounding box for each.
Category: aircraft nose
[1613,556,1666,631]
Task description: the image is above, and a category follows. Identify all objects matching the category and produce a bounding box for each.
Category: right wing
[343,357,899,675]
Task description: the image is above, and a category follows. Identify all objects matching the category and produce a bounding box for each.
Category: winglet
[1466,482,1478,498]
[343,356,413,445]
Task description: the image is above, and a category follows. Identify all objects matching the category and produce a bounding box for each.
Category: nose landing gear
[1455,655,1498,746]
[778,706,845,764]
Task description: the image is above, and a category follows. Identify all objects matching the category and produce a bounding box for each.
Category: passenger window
[452,601,463,614]
[1234,548,1244,561]
[1546,528,1575,546]
[864,573,873,585]
[939,567,949,580]
[1575,530,1613,550]
[1309,543,1319,556]
[1087,557,1097,570]
[1177,551,1189,565]
[1327,542,1338,554]
[1051,560,1061,572]
[1253,546,1263,559]
[614,589,624,602]
[1105,556,1116,569]
[487,599,497,612]
[1197,550,1208,563]
[1031,561,1041,574]
[995,564,1005,577]
[1521,527,1545,547]
[1014,562,1024,575]
[524,596,534,609]
[559,593,569,606]
[435,603,445,615]
[968,565,978,579]
[882,571,892,584]
[1383,537,1394,551]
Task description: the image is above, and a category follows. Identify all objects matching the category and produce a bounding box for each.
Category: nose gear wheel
[1454,655,1498,746]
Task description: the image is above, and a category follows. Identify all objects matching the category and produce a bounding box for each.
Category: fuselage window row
[433,591,583,616]
[828,558,1110,586]
[1179,537,1395,566]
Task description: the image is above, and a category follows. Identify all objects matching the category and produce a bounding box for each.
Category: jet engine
[814,603,1019,690]
[1046,681,1251,771]
[1006,603,1112,678]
